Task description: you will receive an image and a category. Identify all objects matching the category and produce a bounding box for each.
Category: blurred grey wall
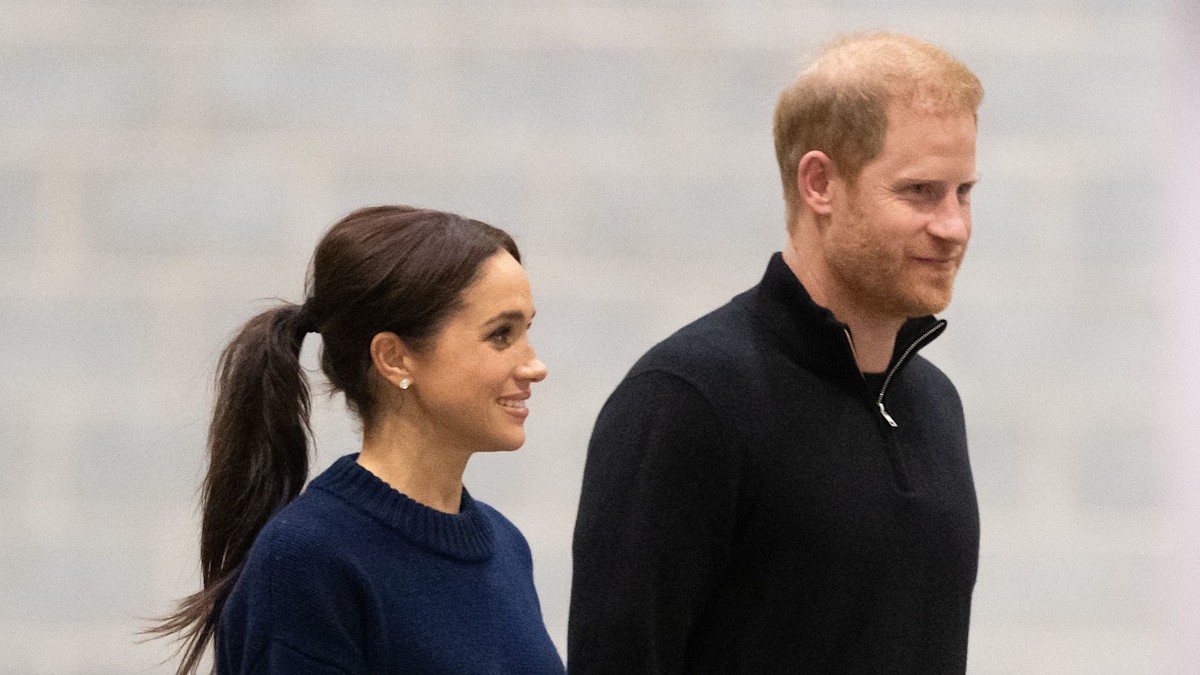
[0,1,1189,673]
[1168,1,1200,671]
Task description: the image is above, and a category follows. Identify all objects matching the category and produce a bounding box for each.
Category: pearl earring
[399,378,411,390]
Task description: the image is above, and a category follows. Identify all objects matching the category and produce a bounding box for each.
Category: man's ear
[797,150,835,216]
[370,332,415,391]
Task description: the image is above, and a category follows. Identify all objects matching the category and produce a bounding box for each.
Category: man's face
[823,103,977,320]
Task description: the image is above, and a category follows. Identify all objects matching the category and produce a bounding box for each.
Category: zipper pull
[878,402,898,428]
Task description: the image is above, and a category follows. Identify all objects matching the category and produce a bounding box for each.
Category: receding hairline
[802,31,982,115]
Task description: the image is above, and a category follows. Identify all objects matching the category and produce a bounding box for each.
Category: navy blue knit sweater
[216,454,565,674]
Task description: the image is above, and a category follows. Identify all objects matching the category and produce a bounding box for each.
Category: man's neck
[839,318,902,374]
[782,244,904,374]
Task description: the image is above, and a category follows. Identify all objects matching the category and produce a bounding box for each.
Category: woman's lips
[498,396,530,419]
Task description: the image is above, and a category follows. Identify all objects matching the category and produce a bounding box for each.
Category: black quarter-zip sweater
[569,253,979,674]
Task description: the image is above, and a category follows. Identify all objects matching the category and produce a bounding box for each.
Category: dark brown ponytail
[148,303,313,673]
[150,205,518,673]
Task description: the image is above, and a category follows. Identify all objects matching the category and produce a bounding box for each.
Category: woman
[151,205,563,674]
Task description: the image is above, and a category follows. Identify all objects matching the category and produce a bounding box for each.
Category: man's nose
[928,195,971,244]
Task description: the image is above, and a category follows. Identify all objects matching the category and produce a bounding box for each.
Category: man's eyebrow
[481,309,535,327]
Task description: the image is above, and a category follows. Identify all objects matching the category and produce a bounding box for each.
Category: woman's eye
[489,328,513,347]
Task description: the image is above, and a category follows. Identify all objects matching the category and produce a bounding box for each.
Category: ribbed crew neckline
[309,453,495,562]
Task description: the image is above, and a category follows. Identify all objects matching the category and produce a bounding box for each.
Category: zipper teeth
[877,321,946,407]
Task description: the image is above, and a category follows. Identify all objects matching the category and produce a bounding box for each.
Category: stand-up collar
[748,252,943,382]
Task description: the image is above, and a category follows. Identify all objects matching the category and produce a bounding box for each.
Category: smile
[913,257,958,268]
[498,398,527,409]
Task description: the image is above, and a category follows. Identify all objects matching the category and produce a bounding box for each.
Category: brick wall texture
[0,2,1188,673]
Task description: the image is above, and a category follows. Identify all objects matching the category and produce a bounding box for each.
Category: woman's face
[402,251,547,454]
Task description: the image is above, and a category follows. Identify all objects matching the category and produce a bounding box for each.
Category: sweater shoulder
[253,487,365,563]
[630,291,756,382]
[232,491,370,617]
[218,491,373,672]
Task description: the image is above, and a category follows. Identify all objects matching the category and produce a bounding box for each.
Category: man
[569,32,982,674]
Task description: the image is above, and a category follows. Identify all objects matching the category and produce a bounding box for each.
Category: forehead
[868,103,977,177]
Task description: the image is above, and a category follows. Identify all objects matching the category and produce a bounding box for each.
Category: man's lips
[912,255,960,268]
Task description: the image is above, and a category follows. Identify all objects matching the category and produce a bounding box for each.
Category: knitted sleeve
[568,370,739,674]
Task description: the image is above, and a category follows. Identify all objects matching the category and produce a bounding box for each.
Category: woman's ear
[369,332,415,391]
[797,150,835,216]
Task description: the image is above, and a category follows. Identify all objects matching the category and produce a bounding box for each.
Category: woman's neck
[357,418,471,514]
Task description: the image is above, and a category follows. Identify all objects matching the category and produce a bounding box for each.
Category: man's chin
[894,285,955,317]
[911,291,954,317]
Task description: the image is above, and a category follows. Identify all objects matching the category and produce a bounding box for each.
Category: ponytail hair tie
[295,302,318,336]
